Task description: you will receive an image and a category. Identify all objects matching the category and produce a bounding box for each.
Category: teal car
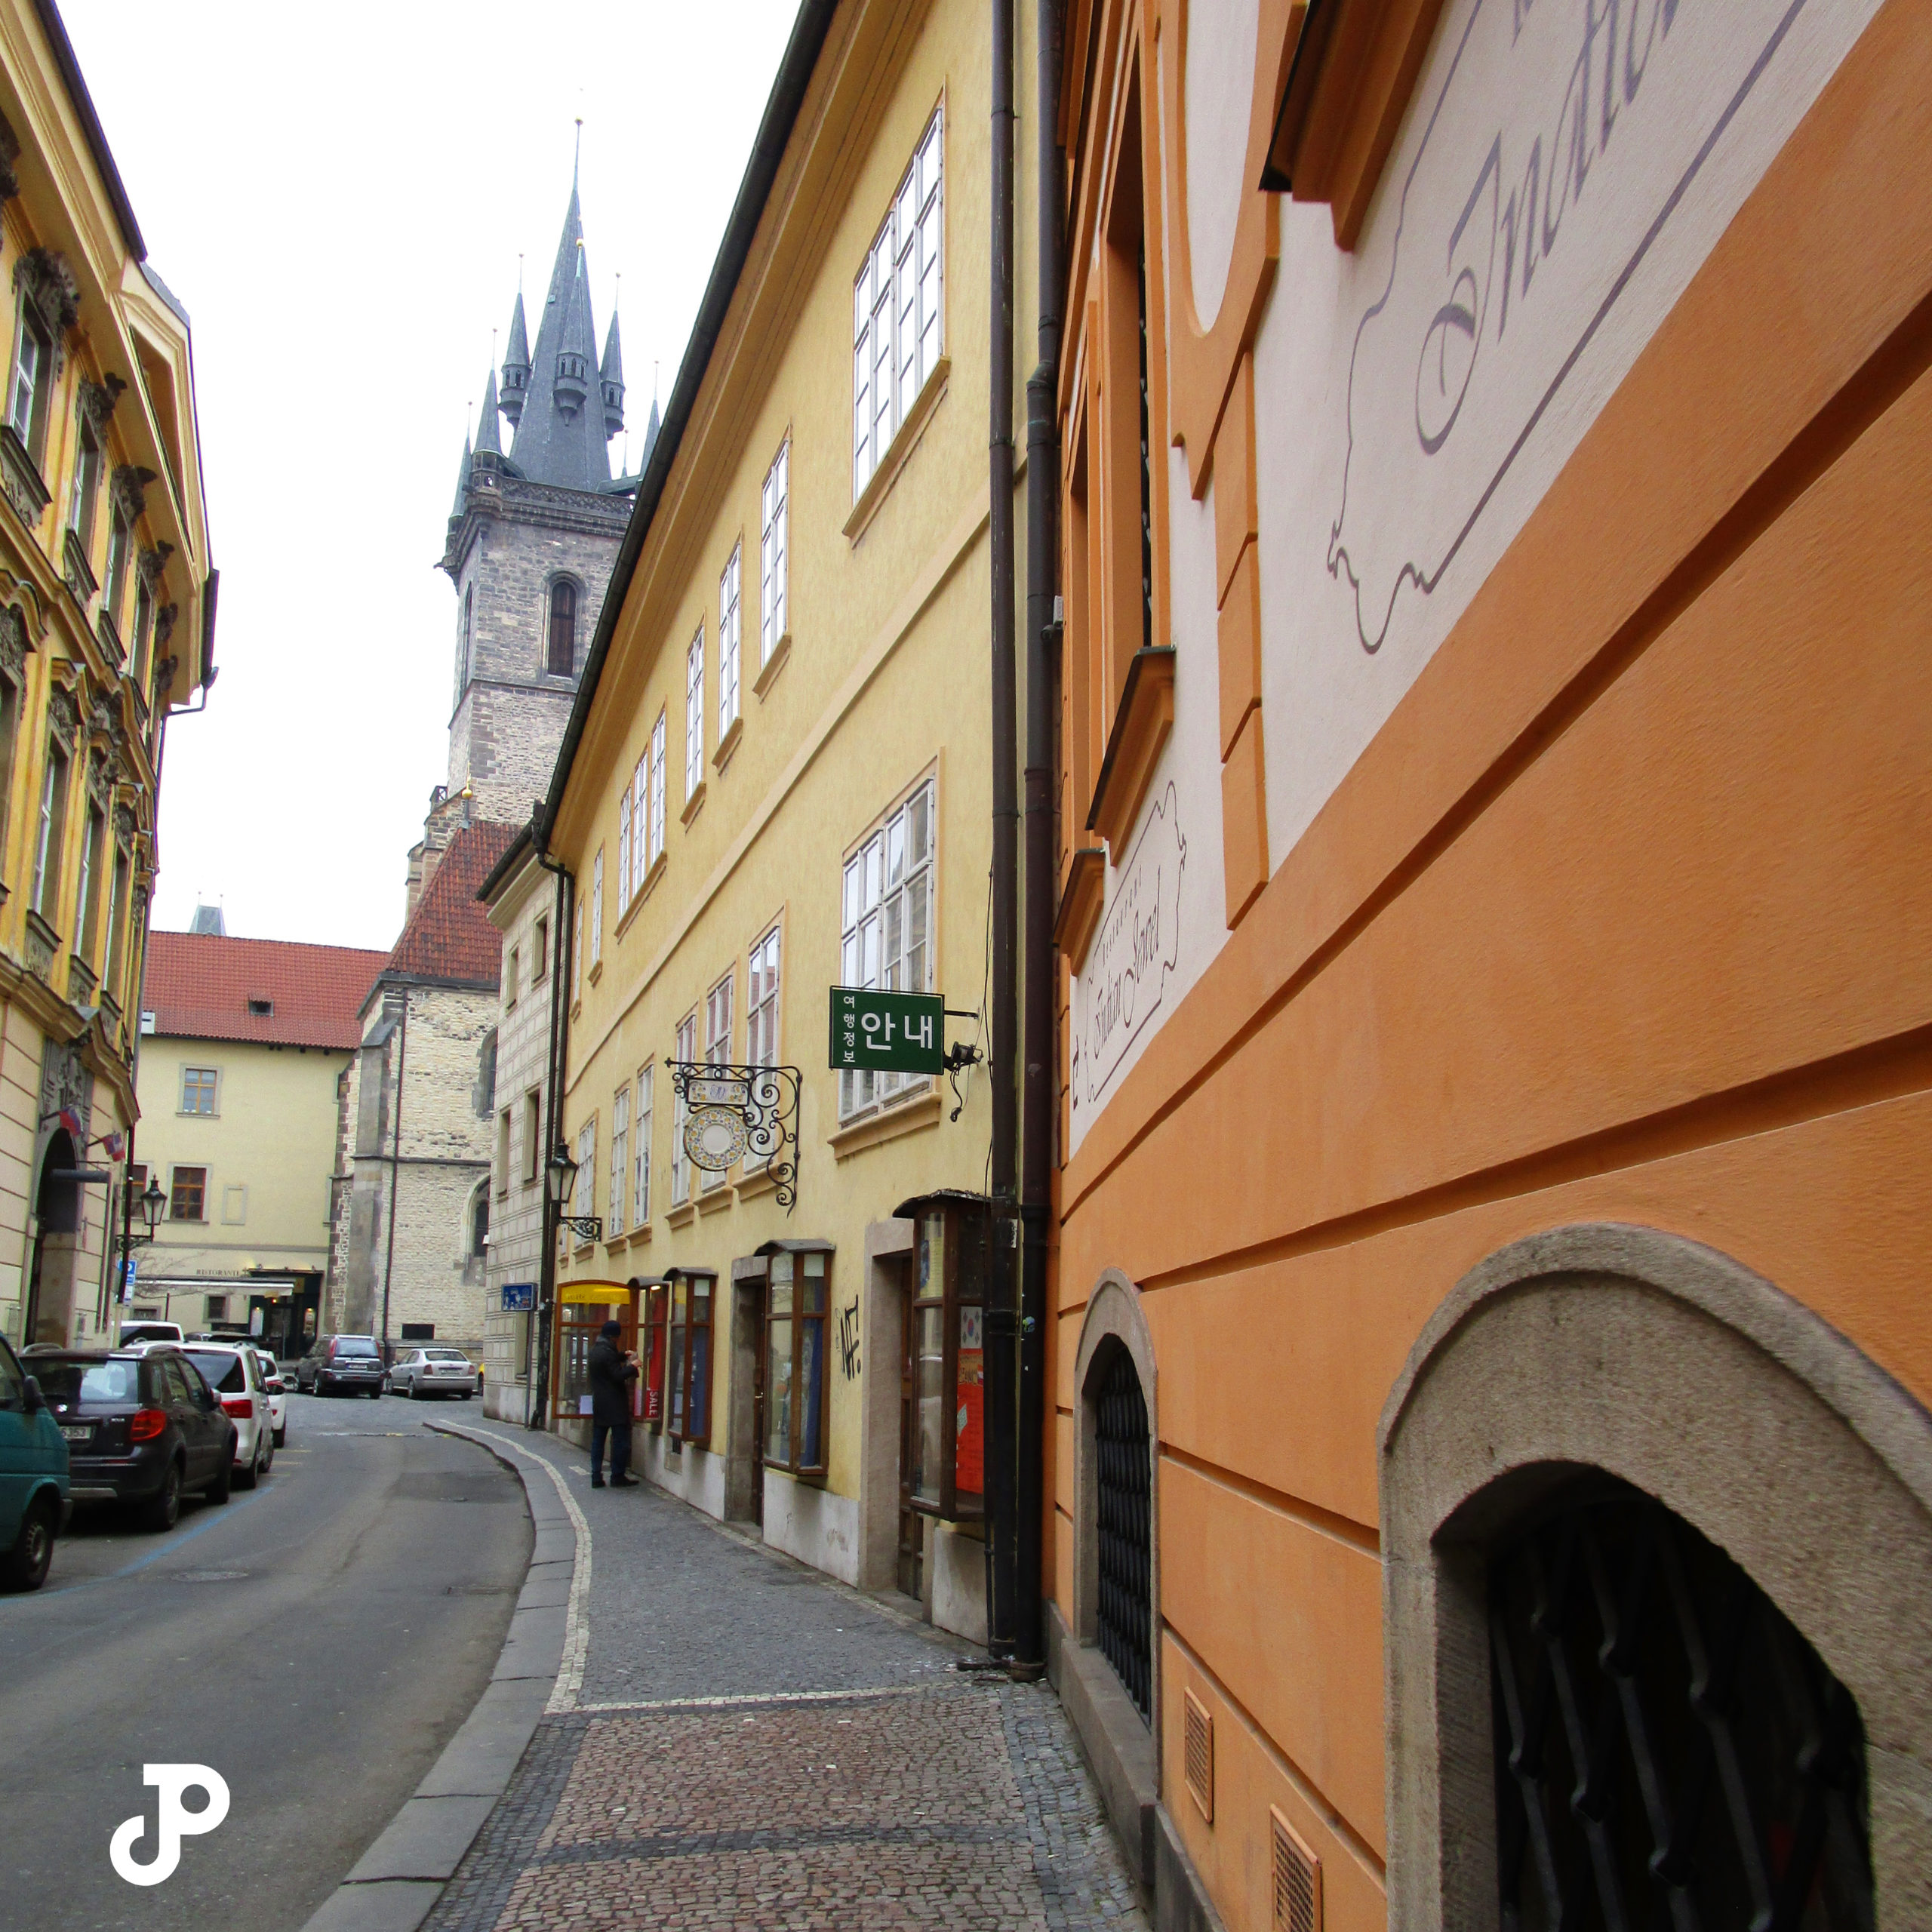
[0,1331,69,1591]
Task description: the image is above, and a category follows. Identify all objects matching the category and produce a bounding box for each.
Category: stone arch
[1379,1222,1932,1928]
[1073,1268,1160,1729]
[462,1174,490,1287]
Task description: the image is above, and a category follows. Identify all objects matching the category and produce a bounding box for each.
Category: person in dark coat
[586,1321,640,1488]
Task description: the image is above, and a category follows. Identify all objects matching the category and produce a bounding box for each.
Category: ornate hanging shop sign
[667,1063,802,1211]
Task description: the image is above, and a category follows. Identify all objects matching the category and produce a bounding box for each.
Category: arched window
[468,1180,489,1261]
[547,580,577,676]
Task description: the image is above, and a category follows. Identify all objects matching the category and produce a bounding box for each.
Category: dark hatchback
[297,1334,386,1398]
[30,1350,237,1531]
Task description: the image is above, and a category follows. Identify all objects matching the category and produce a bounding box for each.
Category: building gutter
[985,0,1021,1664]
[378,996,408,1362]
[531,836,575,1431]
[1017,0,1065,1675]
[537,0,838,851]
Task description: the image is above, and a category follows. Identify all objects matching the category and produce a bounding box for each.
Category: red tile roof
[145,931,391,1050]
[380,820,518,993]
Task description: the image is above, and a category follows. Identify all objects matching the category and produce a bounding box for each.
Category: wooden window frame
[180,1064,218,1117]
[666,1269,715,1448]
[641,1281,668,1428]
[169,1163,208,1223]
[907,1205,986,1521]
[763,1248,832,1480]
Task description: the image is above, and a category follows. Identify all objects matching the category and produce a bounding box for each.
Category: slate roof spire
[449,429,472,520]
[600,309,624,439]
[500,287,531,427]
[474,368,503,457]
[505,177,614,493]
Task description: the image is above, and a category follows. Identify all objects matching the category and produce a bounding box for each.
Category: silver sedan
[386,1347,478,1400]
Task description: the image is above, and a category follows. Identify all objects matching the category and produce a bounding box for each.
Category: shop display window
[666,1271,714,1447]
[906,1197,986,1521]
[764,1248,831,1478]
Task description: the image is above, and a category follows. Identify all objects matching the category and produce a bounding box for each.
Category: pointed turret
[504,183,613,492]
[640,395,660,471]
[500,292,531,426]
[599,312,625,440]
[474,368,503,457]
[449,431,472,520]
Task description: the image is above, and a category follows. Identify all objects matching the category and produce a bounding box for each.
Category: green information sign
[828,986,945,1075]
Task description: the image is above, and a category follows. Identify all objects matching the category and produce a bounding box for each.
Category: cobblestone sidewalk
[423,1423,1146,1932]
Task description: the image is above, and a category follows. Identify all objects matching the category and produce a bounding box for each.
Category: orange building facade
[1046,2,1932,1928]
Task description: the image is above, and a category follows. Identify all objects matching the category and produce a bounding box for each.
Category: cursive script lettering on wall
[1071,782,1187,1124]
[1329,0,1812,654]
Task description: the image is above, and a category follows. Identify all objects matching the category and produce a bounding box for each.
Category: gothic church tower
[408,172,657,914]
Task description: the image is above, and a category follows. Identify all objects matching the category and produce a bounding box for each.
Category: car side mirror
[21,1374,43,1415]
[266,1378,285,1393]
[198,1386,219,1411]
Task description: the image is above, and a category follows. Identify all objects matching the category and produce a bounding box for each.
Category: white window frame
[573,901,583,1004]
[685,629,705,798]
[748,923,782,1070]
[719,544,742,738]
[617,786,632,912]
[32,742,66,919]
[648,712,666,866]
[8,302,48,455]
[839,776,937,1119]
[853,106,944,495]
[760,440,789,665]
[573,1116,596,1223]
[609,1084,629,1235]
[589,847,604,967]
[670,1011,697,1205]
[633,1063,654,1226]
[702,969,734,1189]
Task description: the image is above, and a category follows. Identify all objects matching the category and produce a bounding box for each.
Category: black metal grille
[1094,1346,1152,1719]
[1490,1483,1872,1932]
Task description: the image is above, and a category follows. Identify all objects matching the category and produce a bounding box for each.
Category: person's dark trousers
[590,1420,632,1484]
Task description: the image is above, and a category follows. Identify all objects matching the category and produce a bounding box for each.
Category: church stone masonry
[327,174,648,1355]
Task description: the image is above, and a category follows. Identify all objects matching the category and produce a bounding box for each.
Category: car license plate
[60,1424,91,1441]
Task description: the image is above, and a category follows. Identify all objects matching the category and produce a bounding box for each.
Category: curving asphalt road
[0,1389,532,1932]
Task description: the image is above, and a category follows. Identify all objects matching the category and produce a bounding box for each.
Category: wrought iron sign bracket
[559,1215,603,1243]
[668,1061,803,1213]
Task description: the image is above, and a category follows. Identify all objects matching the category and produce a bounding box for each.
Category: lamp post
[547,1141,601,1244]
[115,1174,167,1319]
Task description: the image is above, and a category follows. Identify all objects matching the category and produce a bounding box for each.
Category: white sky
[61,2,798,949]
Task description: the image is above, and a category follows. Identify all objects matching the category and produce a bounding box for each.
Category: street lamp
[137,1174,166,1242]
[547,1141,601,1243]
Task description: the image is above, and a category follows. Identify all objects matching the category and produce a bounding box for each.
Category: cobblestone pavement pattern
[424,1423,1147,1932]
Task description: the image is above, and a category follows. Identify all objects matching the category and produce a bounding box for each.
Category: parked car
[177,1344,275,1487]
[116,1320,183,1347]
[247,1347,288,1447]
[386,1347,479,1400]
[29,1349,234,1531]
[296,1334,386,1398]
[0,1331,68,1589]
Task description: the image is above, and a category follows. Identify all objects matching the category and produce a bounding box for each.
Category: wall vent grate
[1183,1687,1214,1822]
[1271,1807,1321,1932]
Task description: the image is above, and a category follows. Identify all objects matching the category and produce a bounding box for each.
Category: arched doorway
[23,1129,78,1345]
[1380,1224,1931,1927]
[1073,1268,1160,1727]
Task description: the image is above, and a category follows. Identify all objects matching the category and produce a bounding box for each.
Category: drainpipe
[1017,0,1065,1675]
[534,844,575,1432]
[378,994,408,1363]
[985,0,1020,1662]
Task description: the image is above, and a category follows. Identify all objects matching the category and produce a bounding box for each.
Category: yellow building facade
[0,2,211,1347]
[541,0,1041,1630]
[132,929,383,1355]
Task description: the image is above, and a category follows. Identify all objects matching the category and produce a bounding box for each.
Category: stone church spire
[600,311,625,440]
[474,368,503,457]
[505,186,620,494]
